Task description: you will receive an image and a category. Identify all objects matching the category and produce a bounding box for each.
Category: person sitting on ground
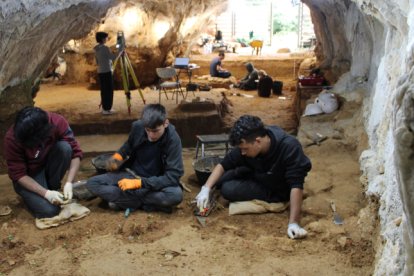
[94,31,116,115]
[4,106,83,218]
[86,104,184,213]
[195,115,311,239]
[234,62,258,90]
[257,69,273,97]
[210,51,231,78]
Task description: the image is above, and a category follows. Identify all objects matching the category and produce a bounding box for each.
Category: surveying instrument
[112,31,145,114]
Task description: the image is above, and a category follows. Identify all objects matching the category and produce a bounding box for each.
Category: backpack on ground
[272,80,283,95]
[258,76,273,97]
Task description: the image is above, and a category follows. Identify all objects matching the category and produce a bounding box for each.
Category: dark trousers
[216,71,231,78]
[13,141,72,218]
[258,76,273,97]
[86,171,183,211]
[98,72,114,111]
[238,81,257,90]
[218,170,285,203]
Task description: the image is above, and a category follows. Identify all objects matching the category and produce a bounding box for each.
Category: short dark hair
[245,62,254,72]
[14,106,52,148]
[141,104,167,129]
[96,32,108,43]
[218,51,225,57]
[229,115,267,146]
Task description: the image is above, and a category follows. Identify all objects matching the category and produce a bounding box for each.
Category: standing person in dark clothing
[86,104,184,213]
[4,107,83,218]
[94,31,116,115]
[234,62,258,90]
[195,115,311,239]
[210,51,231,78]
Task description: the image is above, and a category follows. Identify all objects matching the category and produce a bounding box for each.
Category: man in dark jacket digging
[86,104,184,213]
[196,115,311,239]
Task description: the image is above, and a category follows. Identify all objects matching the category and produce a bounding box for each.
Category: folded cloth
[35,202,90,230]
[0,205,12,216]
[229,200,289,216]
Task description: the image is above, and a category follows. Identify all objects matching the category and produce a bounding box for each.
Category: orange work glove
[105,153,123,172]
[118,178,142,191]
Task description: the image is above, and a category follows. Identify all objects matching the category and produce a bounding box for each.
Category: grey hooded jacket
[116,121,184,191]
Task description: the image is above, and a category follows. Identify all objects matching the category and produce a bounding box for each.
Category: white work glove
[287,223,308,239]
[196,186,211,209]
[63,182,73,201]
[44,190,65,205]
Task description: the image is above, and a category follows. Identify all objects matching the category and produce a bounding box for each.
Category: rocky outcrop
[303,0,412,274]
[62,1,228,86]
[394,59,414,275]
[0,1,117,93]
[302,0,375,84]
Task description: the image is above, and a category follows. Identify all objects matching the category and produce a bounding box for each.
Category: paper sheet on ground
[35,202,90,229]
[229,200,289,216]
[0,205,12,216]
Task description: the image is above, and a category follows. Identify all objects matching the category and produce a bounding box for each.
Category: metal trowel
[330,201,344,225]
[193,195,217,227]
[195,216,207,227]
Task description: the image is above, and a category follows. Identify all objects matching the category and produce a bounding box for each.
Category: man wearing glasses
[86,104,184,213]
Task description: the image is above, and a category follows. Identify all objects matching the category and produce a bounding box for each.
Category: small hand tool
[330,201,344,225]
[125,168,141,179]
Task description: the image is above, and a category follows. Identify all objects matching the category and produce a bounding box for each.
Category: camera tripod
[112,38,145,115]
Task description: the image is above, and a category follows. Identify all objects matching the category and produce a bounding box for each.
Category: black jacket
[117,121,184,191]
[220,126,311,201]
[239,62,258,90]
[258,75,273,97]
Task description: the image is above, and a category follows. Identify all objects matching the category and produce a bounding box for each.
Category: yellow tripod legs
[112,50,146,114]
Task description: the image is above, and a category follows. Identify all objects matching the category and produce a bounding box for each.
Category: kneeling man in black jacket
[196,115,311,239]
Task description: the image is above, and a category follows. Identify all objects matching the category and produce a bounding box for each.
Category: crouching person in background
[86,104,184,213]
[233,62,259,90]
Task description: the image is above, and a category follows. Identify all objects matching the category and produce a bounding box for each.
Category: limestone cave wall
[303,0,413,274]
[302,0,378,84]
[353,1,413,274]
[60,0,228,86]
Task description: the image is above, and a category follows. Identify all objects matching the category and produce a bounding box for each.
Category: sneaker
[108,202,121,211]
[102,109,116,115]
[72,180,96,200]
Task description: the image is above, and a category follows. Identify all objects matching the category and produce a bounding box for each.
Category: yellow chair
[249,40,263,56]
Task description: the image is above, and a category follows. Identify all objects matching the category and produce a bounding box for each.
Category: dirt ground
[0,55,376,275]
